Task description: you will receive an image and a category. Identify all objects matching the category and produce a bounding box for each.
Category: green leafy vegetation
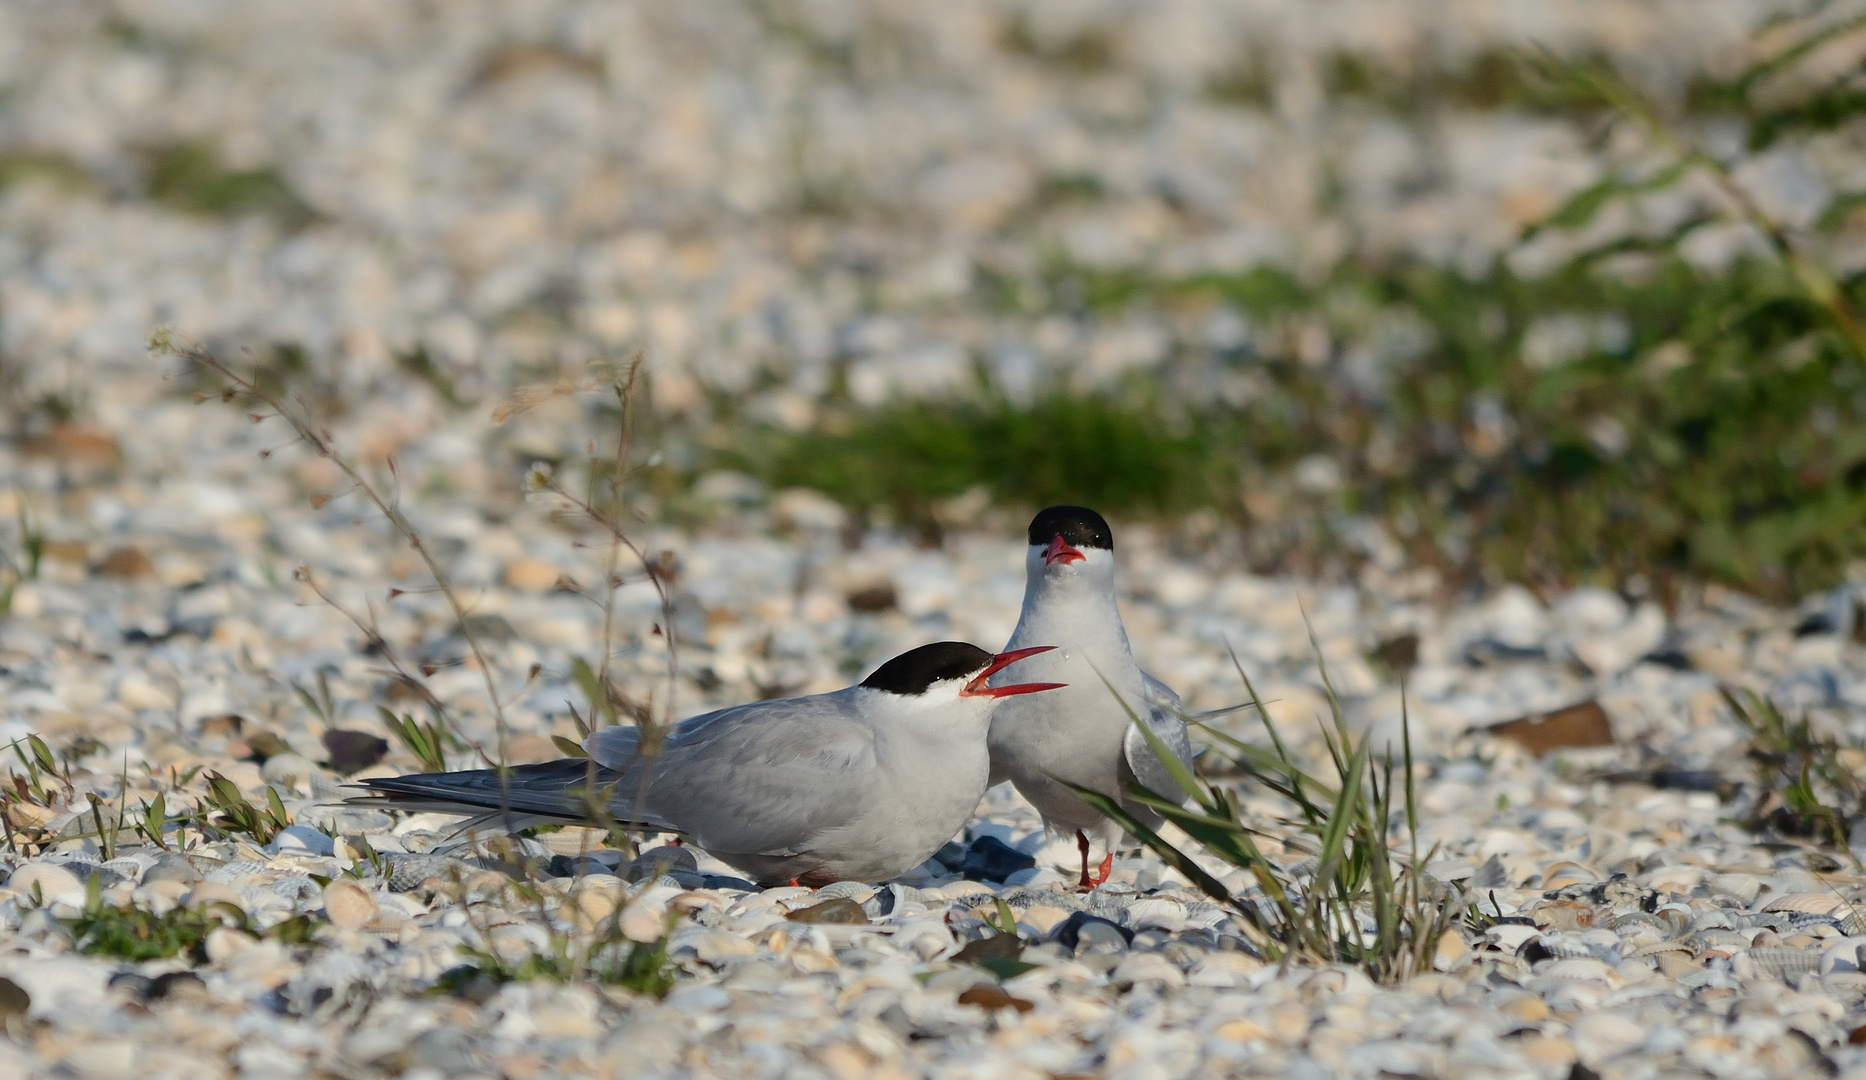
[143,141,316,225]
[733,28,1866,601]
[64,877,321,963]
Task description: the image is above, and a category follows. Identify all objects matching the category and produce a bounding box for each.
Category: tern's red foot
[1091,853,1114,887]
[1075,831,1096,891]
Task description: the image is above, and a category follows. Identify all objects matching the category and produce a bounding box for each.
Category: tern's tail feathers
[351,759,677,833]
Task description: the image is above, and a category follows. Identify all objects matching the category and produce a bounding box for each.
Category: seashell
[1742,946,1820,977]
[1761,892,1845,915]
[270,876,322,901]
[1696,929,1752,951]
[1187,951,1264,987]
[1538,957,1615,982]
[1656,907,1693,937]
[1522,933,1599,961]
[813,881,876,903]
[1110,951,1186,988]
[5,862,84,901]
[1126,898,1187,932]
[322,878,379,930]
[1018,905,1070,936]
[206,860,268,883]
[1611,911,1667,933]
[1707,874,1762,905]
[1631,939,1693,957]
[1784,911,1840,932]
[690,930,755,964]
[564,884,624,932]
[1844,910,1866,936]
[1182,901,1228,930]
[1527,899,1600,931]
[619,900,671,943]
[1540,861,1599,889]
[380,854,470,892]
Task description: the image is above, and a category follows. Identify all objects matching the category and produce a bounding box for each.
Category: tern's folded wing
[1121,673,1195,803]
[636,699,882,858]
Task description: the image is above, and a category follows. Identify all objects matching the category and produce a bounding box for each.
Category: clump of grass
[201,771,291,846]
[443,876,679,999]
[1073,646,1463,982]
[1727,687,1865,851]
[142,141,317,226]
[64,877,320,962]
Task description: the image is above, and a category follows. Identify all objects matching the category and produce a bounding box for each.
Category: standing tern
[987,505,1194,889]
[354,641,1062,886]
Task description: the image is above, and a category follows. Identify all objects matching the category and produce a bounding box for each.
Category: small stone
[205,927,256,965]
[323,878,380,930]
[261,752,320,786]
[62,1040,138,1080]
[1499,995,1550,1022]
[785,898,869,925]
[956,985,1033,1013]
[148,971,208,1004]
[503,557,564,591]
[1434,928,1469,970]
[627,846,698,882]
[960,835,1035,882]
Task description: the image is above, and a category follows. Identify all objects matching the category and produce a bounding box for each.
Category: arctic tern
[354,641,1062,886]
[987,505,1194,888]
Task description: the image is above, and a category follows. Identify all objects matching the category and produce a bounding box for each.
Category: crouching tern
[354,642,1062,886]
[987,506,1194,889]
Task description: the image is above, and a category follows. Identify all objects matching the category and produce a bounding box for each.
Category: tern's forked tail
[350,759,677,835]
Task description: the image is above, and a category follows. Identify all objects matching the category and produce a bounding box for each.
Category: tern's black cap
[1027,505,1113,551]
[860,641,993,696]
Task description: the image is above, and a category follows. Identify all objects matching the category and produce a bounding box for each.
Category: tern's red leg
[1075,831,1095,890]
[1091,852,1114,887]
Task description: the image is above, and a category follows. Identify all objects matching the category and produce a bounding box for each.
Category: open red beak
[963,645,1066,698]
[1043,535,1086,566]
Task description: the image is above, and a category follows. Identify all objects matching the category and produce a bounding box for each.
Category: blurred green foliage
[736,24,1866,602]
[144,141,316,225]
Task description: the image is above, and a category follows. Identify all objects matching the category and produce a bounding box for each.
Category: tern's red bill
[963,645,1066,698]
[1042,535,1086,566]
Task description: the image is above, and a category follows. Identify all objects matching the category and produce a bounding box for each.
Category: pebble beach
[5,3,1866,1079]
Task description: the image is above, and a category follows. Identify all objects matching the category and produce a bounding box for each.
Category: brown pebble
[784,898,869,925]
[94,547,156,579]
[322,729,389,774]
[957,986,1033,1013]
[1487,701,1614,755]
[845,583,897,613]
[23,425,120,466]
[0,976,28,1020]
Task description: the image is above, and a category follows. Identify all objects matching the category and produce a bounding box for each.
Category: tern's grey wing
[583,702,747,768]
[1121,673,1194,803]
[637,696,881,858]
